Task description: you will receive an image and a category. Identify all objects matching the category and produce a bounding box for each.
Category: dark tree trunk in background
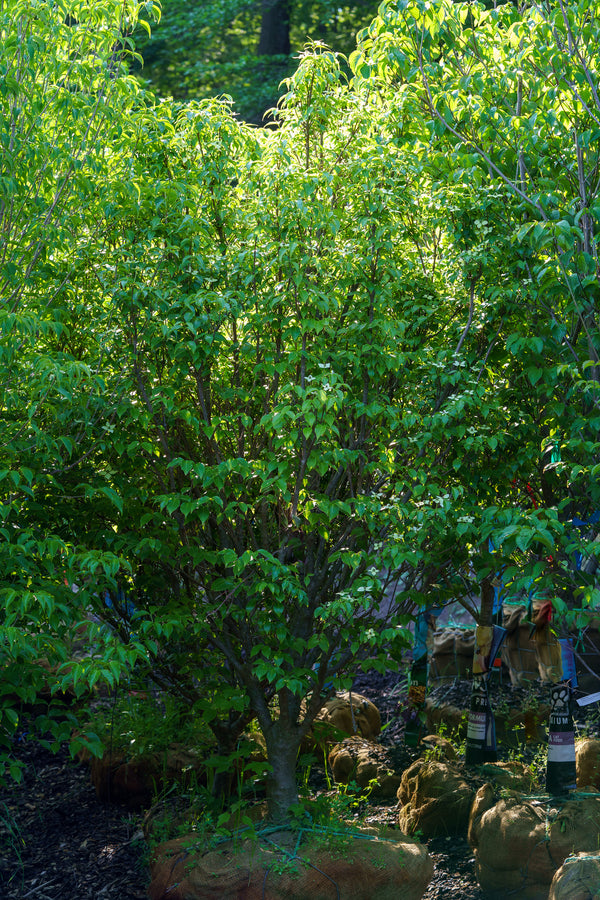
[257,0,292,56]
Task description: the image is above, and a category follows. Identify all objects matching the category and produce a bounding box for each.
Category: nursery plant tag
[465,675,497,764]
[576,691,600,707]
[546,681,576,796]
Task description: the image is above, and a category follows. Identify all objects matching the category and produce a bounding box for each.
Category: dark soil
[352,668,486,900]
[352,667,600,900]
[1,670,598,900]
[0,732,148,899]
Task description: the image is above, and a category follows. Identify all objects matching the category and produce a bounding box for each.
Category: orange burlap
[148,828,433,900]
[424,698,467,737]
[501,603,539,686]
[310,692,381,746]
[534,623,563,683]
[419,734,457,760]
[476,761,537,794]
[429,628,474,684]
[90,743,206,809]
[576,738,600,789]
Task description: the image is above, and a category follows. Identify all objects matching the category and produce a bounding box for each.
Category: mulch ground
[2,669,597,900]
[0,734,148,900]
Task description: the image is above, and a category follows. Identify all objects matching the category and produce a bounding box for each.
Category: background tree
[134,0,380,122]
[257,0,292,55]
[79,47,464,821]
[0,0,162,777]
[353,0,600,611]
[6,0,600,817]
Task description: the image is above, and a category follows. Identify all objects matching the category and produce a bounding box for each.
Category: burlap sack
[501,603,539,686]
[148,828,433,900]
[429,628,474,685]
[468,786,600,899]
[397,759,474,838]
[495,700,550,747]
[549,851,600,900]
[424,698,467,737]
[90,743,206,809]
[419,734,457,760]
[426,694,547,746]
[477,760,537,793]
[312,692,381,745]
[535,623,563,683]
[576,738,600,789]
[328,736,401,799]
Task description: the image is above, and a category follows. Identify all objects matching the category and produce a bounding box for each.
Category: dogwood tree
[0,0,162,776]
[353,0,600,603]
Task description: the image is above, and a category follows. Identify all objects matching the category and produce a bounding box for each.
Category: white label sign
[575,691,600,707]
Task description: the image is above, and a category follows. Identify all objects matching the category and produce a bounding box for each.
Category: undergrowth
[81,687,215,760]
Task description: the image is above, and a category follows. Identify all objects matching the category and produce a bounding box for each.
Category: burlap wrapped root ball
[419,734,457,761]
[468,784,600,900]
[549,851,600,900]
[306,692,381,750]
[500,602,539,686]
[397,759,475,838]
[424,698,467,738]
[148,828,434,900]
[477,760,538,794]
[576,738,600,790]
[534,621,563,683]
[328,736,401,799]
[90,743,207,809]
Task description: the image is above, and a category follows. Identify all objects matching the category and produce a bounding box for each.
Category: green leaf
[98,486,123,514]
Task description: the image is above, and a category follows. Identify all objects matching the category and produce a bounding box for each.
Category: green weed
[0,800,25,892]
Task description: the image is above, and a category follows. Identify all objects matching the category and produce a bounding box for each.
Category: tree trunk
[479,576,495,629]
[257,0,291,56]
[209,710,255,798]
[262,717,302,823]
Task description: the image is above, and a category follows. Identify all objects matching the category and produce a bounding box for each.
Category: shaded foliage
[134,0,380,122]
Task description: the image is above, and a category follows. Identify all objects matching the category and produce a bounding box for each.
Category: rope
[189,819,389,855]
[517,791,600,801]
[251,821,390,900]
[482,791,600,896]
[262,853,341,900]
